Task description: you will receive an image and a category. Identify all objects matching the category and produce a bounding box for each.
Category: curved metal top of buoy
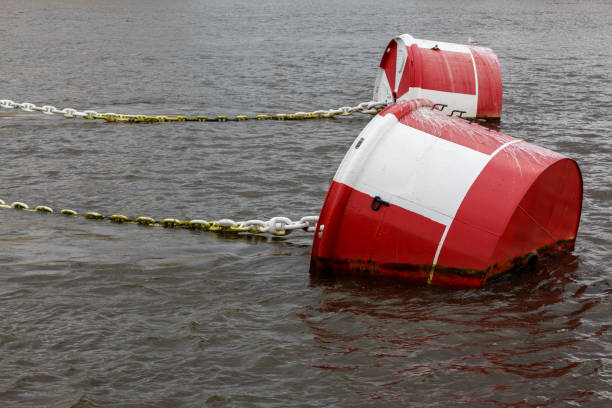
[373,34,503,119]
[311,99,582,287]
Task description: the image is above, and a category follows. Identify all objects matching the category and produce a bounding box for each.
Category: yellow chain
[0,199,318,237]
[74,111,380,123]
[0,99,389,123]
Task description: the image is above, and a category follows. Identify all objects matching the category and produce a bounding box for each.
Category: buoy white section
[335,114,491,226]
[399,88,479,118]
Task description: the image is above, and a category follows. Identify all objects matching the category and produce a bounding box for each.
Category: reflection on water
[305,254,609,405]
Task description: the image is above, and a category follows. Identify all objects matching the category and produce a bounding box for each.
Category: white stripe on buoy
[398,88,478,117]
[335,113,494,226]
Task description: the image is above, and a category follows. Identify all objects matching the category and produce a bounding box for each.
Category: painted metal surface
[310,99,582,287]
[373,34,503,119]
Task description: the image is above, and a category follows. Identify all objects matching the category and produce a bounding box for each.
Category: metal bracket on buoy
[432,103,448,111]
[371,196,390,211]
[450,109,466,118]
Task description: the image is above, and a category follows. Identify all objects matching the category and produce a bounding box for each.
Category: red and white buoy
[310,99,582,287]
[373,34,503,119]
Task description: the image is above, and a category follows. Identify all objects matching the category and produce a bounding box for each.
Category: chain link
[0,98,390,123]
[0,198,318,237]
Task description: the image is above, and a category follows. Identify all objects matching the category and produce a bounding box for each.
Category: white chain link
[207,215,319,235]
[0,198,318,237]
[1,99,94,118]
[0,98,390,122]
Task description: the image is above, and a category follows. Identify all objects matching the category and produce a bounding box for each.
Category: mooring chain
[0,199,318,237]
[0,99,389,123]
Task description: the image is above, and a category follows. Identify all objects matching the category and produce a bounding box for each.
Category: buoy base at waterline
[311,239,576,288]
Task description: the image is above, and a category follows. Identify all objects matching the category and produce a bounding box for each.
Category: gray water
[1,1,611,406]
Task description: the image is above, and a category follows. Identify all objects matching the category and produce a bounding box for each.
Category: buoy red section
[373,34,503,119]
[310,99,582,287]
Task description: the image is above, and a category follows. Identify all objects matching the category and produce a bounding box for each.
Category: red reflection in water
[303,253,607,406]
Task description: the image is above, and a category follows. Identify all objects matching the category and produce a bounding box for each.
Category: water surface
[1,1,611,406]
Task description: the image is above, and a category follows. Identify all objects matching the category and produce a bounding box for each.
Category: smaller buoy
[373,34,502,119]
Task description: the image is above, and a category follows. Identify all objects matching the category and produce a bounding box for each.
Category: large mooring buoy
[311,99,582,287]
